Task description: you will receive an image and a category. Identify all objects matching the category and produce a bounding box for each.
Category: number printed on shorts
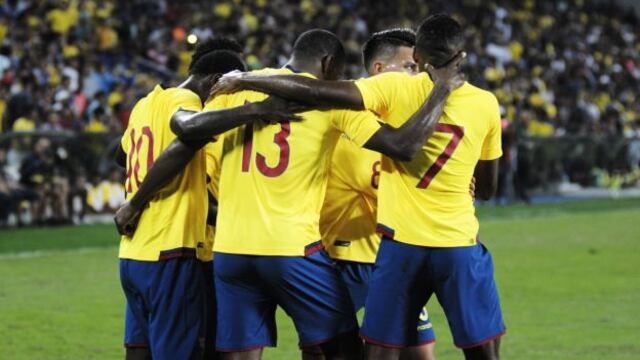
[416,124,464,189]
[241,122,291,177]
[126,126,154,193]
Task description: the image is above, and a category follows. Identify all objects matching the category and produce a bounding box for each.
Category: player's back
[355,72,502,247]
[119,85,207,261]
[208,67,380,256]
[201,139,223,261]
[320,136,380,263]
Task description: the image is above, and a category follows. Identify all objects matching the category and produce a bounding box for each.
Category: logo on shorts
[334,240,351,247]
[419,307,429,321]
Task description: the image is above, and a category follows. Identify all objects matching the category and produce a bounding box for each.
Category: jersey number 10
[125,126,154,193]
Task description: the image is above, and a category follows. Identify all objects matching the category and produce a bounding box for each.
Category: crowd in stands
[0,0,639,224]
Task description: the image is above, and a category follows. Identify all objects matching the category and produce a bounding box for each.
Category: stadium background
[0,0,638,359]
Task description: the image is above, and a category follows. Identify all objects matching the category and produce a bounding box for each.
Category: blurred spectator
[19,137,70,224]
[87,167,125,213]
[0,0,639,219]
[0,0,637,138]
[12,108,38,132]
[0,145,39,226]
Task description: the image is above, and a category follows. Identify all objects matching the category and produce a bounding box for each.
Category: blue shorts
[338,260,436,345]
[214,244,358,351]
[120,257,204,359]
[361,238,505,348]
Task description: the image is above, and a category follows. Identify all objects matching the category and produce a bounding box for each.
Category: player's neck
[178,76,206,103]
[286,58,322,78]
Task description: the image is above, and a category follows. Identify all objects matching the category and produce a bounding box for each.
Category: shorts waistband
[158,247,197,260]
[376,223,395,239]
[304,241,324,256]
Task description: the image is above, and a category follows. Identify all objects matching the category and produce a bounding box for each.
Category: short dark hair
[291,29,345,64]
[415,14,463,67]
[362,28,416,70]
[189,37,246,75]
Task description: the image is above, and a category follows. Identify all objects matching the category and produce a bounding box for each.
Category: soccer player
[211,15,504,360]
[201,138,224,360]
[124,29,463,360]
[314,28,436,360]
[114,38,301,360]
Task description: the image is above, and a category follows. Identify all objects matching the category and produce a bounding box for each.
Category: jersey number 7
[416,124,464,189]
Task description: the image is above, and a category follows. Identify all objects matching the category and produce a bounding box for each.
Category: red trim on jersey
[304,241,324,256]
[157,247,197,260]
[375,224,395,239]
[124,343,149,349]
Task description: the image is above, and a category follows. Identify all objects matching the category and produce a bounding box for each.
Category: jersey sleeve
[205,138,224,198]
[479,95,503,160]
[120,103,141,153]
[170,89,203,113]
[331,109,382,147]
[204,93,230,111]
[353,72,406,117]
[120,128,131,153]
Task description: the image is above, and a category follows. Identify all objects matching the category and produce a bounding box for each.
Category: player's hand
[114,202,141,237]
[469,176,476,201]
[426,51,467,91]
[209,70,248,100]
[255,96,308,124]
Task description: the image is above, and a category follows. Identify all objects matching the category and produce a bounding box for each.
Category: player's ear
[321,55,336,79]
[372,62,384,75]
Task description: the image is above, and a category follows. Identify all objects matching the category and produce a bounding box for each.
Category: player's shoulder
[249,67,288,76]
[134,85,161,104]
[459,83,498,104]
[253,66,316,79]
[128,87,157,121]
[162,86,200,101]
[358,71,413,84]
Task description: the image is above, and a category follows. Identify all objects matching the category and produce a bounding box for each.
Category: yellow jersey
[207,67,381,256]
[119,85,208,261]
[201,138,224,262]
[354,72,502,247]
[320,135,380,263]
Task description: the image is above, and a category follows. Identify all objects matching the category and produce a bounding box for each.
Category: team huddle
[114,14,505,360]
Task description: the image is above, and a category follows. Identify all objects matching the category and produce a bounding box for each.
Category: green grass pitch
[0,199,639,359]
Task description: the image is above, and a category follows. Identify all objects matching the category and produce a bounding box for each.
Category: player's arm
[473,94,503,201]
[362,54,466,161]
[362,83,454,161]
[114,97,302,235]
[206,191,218,226]
[114,138,207,235]
[474,160,498,201]
[171,96,304,141]
[211,72,365,109]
